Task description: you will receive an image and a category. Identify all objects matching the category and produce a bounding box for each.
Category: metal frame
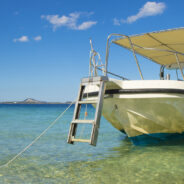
[104,33,184,81]
[105,34,144,80]
[89,39,105,77]
[175,54,184,80]
[89,38,128,80]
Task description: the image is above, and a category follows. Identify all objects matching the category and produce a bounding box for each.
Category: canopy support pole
[175,53,184,80]
[105,34,144,80]
[128,38,144,80]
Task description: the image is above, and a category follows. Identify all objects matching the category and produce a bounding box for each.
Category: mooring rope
[0,102,74,168]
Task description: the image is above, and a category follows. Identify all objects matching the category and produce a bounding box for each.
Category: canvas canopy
[113,28,184,69]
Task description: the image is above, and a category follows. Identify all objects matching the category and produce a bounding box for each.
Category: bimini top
[113,28,184,69]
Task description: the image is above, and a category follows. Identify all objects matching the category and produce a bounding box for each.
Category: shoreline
[0,98,73,105]
[0,103,73,104]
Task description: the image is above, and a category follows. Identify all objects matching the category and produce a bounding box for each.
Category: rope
[0,102,74,168]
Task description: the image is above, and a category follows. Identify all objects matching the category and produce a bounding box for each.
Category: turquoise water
[0,104,184,183]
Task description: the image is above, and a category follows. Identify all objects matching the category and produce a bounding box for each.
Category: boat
[68,28,184,146]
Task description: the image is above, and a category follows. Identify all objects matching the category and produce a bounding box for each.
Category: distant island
[0,98,73,104]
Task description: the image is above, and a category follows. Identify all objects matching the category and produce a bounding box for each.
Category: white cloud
[41,12,97,30]
[114,1,166,25]
[13,36,29,42]
[77,21,97,30]
[34,36,42,41]
[113,18,121,26]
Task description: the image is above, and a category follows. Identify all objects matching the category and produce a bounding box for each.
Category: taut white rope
[0,102,74,168]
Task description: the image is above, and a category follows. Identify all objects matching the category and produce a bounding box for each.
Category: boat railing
[89,39,105,77]
[89,39,128,80]
[96,67,128,80]
[105,33,144,80]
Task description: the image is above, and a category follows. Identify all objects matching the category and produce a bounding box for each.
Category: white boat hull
[84,79,184,145]
[102,95,184,145]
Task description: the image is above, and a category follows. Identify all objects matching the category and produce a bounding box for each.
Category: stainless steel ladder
[67,76,108,146]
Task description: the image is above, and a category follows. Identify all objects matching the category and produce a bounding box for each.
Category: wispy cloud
[34,36,42,41]
[14,11,19,16]
[77,21,97,30]
[13,36,29,42]
[41,12,97,30]
[13,35,42,43]
[114,1,166,25]
[113,18,121,26]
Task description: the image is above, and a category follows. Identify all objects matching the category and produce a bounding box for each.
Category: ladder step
[78,100,97,104]
[72,120,94,124]
[71,138,91,143]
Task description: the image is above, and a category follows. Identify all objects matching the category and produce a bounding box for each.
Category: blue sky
[0,0,184,102]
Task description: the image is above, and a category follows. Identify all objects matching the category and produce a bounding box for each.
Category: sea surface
[0,104,184,184]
